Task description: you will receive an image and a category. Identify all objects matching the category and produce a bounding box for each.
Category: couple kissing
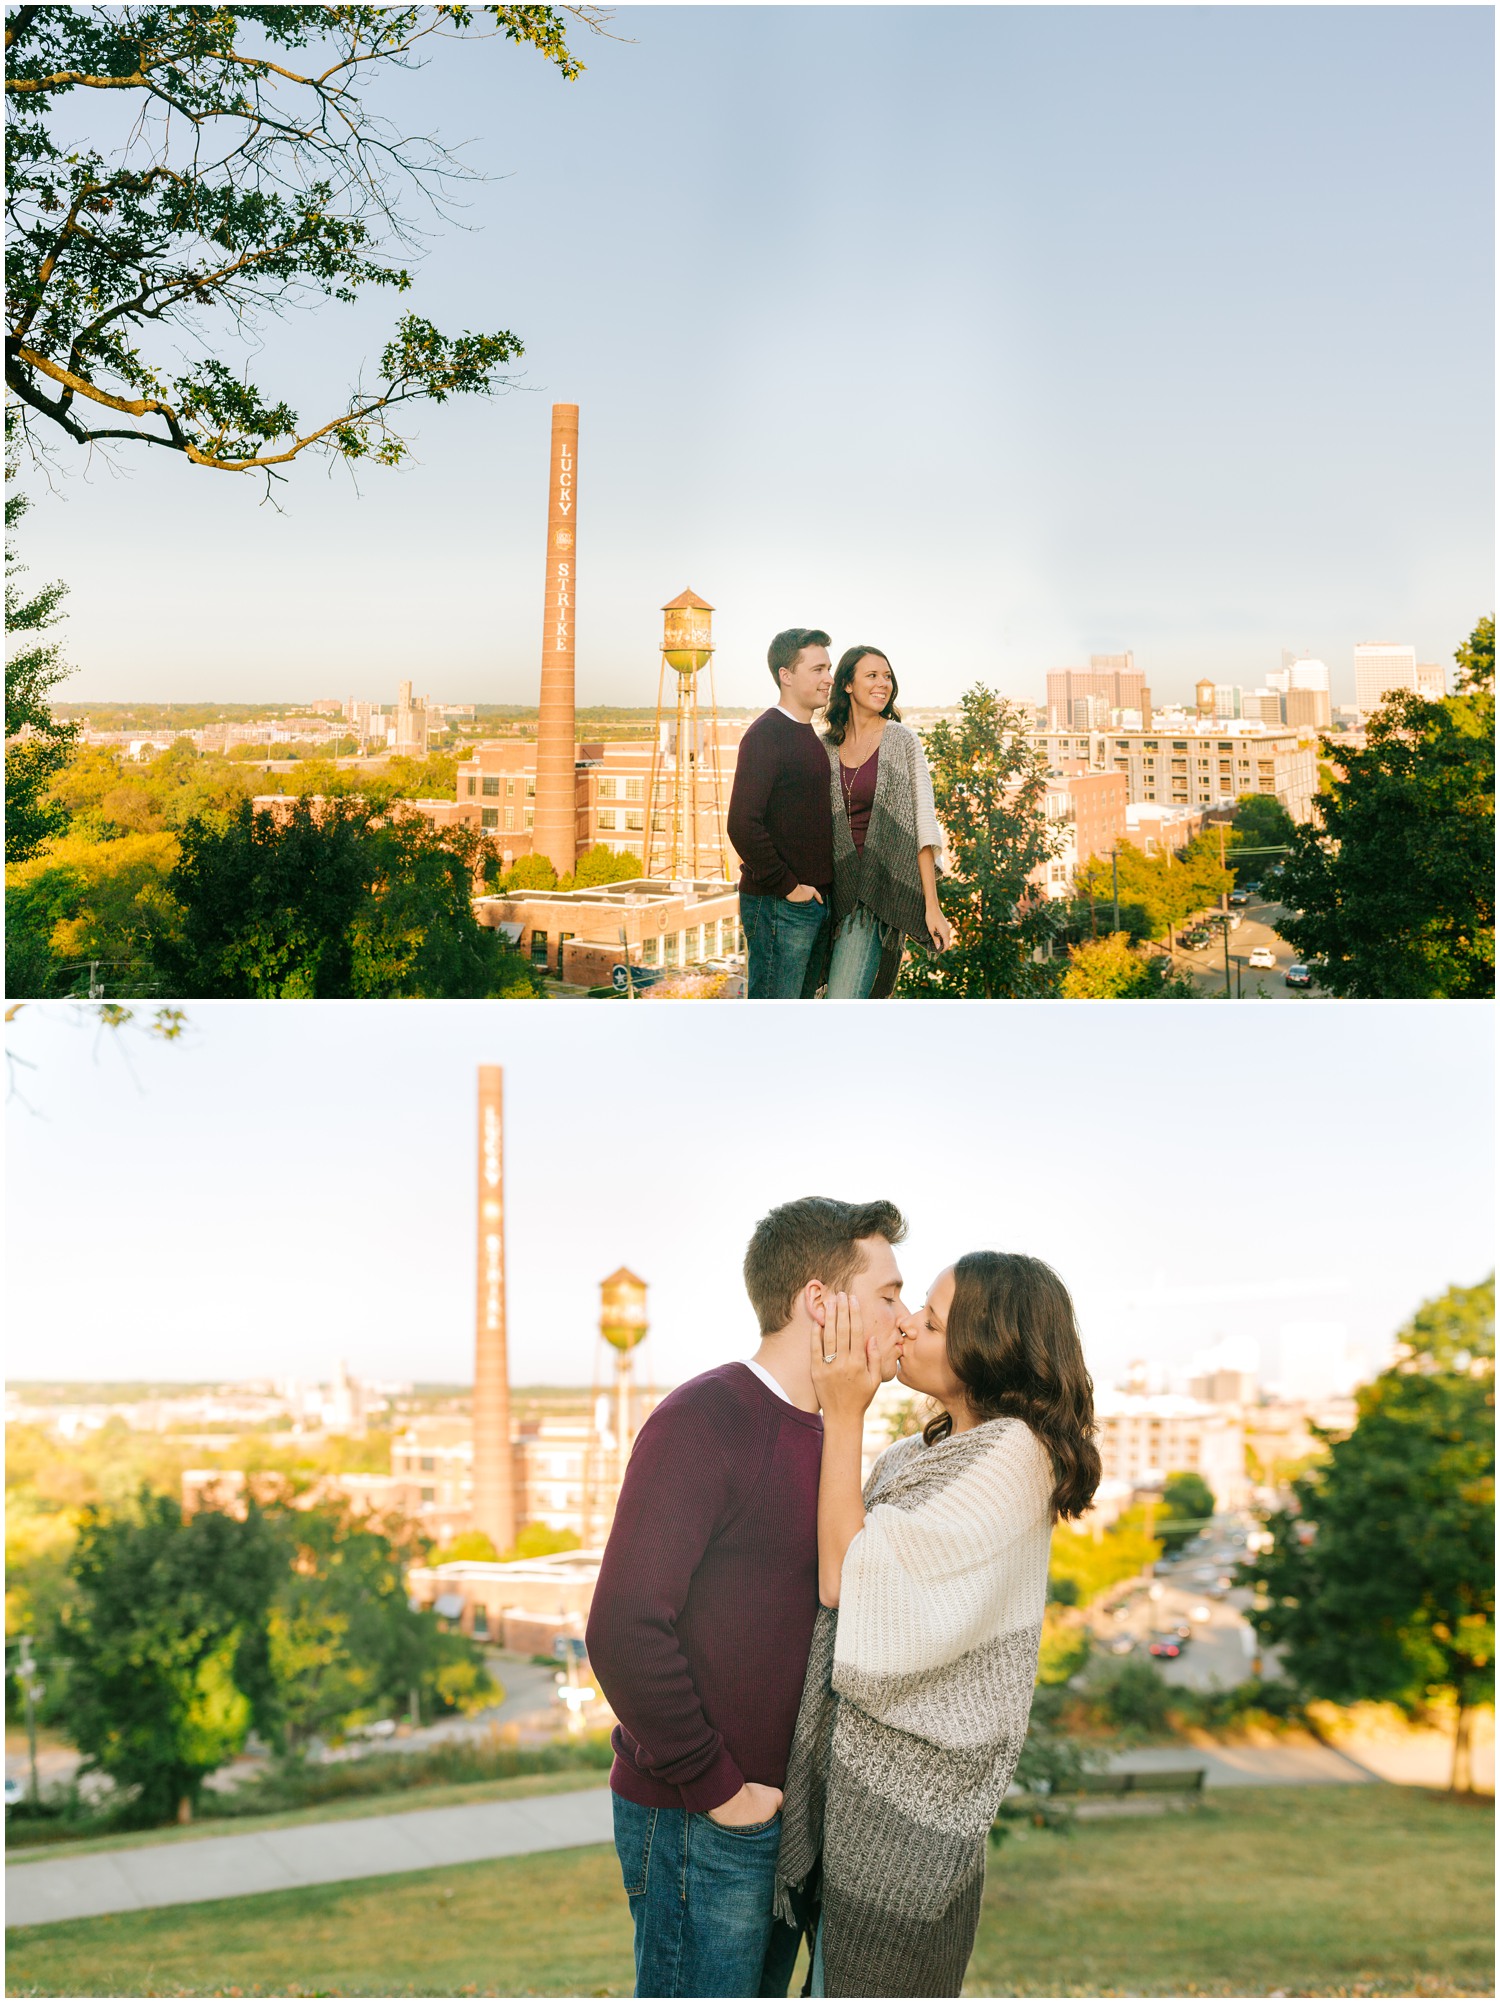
[586,1196,1102,1998]
[726,631,955,999]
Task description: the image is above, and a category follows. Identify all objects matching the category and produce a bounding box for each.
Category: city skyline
[14,6,1493,711]
[6,1001,1492,1395]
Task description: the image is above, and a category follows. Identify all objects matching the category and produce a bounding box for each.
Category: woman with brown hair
[775,1253,1101,1997]
[820,645,952,997]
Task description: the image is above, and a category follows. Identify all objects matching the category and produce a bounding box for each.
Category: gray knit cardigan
[774,1418,1053,1998]
[825,720,945,948]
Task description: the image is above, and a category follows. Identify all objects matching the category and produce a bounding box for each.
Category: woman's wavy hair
[823,646,901,747]
[923,1251,1101,1521]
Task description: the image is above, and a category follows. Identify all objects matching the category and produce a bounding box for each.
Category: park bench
[1075,1766,1207,1796]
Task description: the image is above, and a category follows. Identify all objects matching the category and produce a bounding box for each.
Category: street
[1173,895,1322,1000]
[1083,1522,1280,1690]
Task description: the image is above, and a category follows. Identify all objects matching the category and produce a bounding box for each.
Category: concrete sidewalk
[6,1786,615,1930]
[0,1739,1397,1931]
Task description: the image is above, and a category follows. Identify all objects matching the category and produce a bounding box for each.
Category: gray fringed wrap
[825,721,945,949]
[773,1418,1053,1998]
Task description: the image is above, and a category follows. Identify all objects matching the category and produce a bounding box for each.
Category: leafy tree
[499,852,560,892]
[500,1522,582,1562]
[5,6,598,485]
[1048,1507,1161,1606]
[1277,617,1494,997]
[1073,836,1229,953]
[1158,1471,1216,1555]
[46,741,259,838]
[1061,932,1196,999]
[260,1500,496,1750]
[430,1530,502,1566]
[378,752,462,802]
[5,436,77,861]
[1228,794,1296,882]
[1454,613,1495,695]
[897,686,1065,997]
[1244,1277,1495,1792]
[561,844,645,891]
[52,1490,281,1824]
[161,797,539,997]
[5,830,180,996]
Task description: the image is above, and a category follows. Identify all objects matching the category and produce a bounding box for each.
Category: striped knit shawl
[825,721,946,946]
[774,1418,1053,1998]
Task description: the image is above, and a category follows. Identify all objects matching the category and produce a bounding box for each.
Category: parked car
[1148,1635,1185,1659]
[3,1776,23,1808]
[1225,912,1242,930]
[1285,963,1313,989]
[1247,945,1276,969]
[1107,1635,1136,1656]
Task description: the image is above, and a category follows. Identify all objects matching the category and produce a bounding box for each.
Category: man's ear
[805,1280,827,1329]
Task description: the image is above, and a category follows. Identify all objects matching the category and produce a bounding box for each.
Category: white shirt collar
[743,1359,794,1403]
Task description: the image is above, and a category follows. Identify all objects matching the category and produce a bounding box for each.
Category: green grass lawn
[5,1785,1492,1998]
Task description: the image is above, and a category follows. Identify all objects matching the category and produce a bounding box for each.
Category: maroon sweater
[585,1363,823,1813]
[727,708,835,900]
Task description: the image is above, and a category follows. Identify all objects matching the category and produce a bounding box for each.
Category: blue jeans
[612,1794,803,1998]
[740,891,829,999]
[824,904,885,999]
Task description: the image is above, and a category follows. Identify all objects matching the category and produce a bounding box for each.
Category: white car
[1247,946,1276,969]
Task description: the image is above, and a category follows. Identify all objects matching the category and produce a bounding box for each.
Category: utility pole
[1111,848,1120,934]
[1222,919,1233,998]
[17,1635,41,1805]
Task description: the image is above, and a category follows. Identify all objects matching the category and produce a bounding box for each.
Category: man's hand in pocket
[706,1781,784,1827]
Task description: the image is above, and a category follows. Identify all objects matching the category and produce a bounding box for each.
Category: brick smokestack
[533,403,579,876]
[472,1064,515,1554]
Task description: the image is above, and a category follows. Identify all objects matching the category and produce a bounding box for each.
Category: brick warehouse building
[440,723,749,875]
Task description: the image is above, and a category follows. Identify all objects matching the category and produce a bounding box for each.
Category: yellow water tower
[587,1268,652,1537]
[646,590,730,882]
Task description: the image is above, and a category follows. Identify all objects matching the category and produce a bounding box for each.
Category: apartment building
[1034,770,1128,897]
[1092,1390,1249,1508]
[1036,724,1317,823]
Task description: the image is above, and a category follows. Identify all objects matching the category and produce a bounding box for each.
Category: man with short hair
[586,1196,908,1999]
[727,629,835,998]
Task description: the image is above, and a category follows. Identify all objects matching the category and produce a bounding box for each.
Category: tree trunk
[177,1794,193,1824]
[1450,1704,1473,1795]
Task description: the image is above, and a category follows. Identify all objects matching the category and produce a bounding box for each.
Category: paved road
[1173,897,1321,999]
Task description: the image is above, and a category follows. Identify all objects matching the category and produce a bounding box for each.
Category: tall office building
[1353,642,1419,715]
[1283,659,1331,728]
[1046,653,1152,729]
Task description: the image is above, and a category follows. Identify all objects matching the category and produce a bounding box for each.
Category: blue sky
[6,1000,1493,1393]
[17,7,1494,711]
